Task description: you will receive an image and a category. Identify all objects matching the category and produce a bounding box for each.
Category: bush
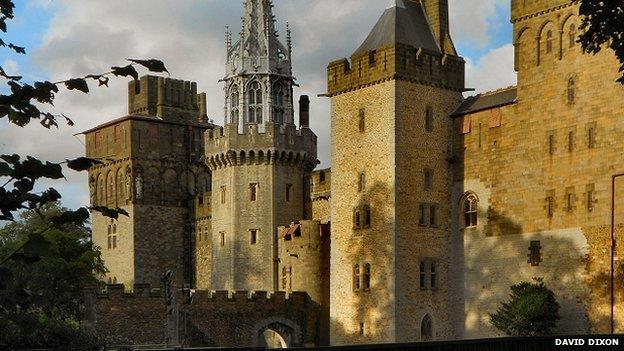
[490,278,560,337]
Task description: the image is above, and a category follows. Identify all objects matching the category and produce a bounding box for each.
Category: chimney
[198,93,208,123]
[299,95,310,128]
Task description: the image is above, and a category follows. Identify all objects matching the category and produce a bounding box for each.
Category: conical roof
[353,0,440,57]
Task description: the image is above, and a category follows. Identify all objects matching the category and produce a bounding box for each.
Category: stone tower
[205,0,318,291]
[326,0,464,345]
[84,75,213,289]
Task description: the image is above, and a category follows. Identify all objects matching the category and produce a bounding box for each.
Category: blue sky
[0,0,517,213]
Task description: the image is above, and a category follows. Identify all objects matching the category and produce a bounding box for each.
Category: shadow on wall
[330,181,396,344]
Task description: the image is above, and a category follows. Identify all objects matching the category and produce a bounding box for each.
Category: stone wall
[84,284,321,348]
[309,169,331,222]
[451,0,624,338]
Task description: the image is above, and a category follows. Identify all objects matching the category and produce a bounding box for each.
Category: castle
[82,0,624,347]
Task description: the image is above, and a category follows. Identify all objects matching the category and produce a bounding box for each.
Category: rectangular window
[250,230,258,245]
[354,209,361,229]
[424,169,433,191]
[353,264,361,292]
[419,203,428,226]
[546,193,555,218]
[369,50,376,66]
[548,133,556,155]
[112,235,117,249]
[286,184,292,202]
[250,183,257,202]
[528,241,542,266]
[568,131,574,152]
[425,107,433,132]
[430,261,437,289]
[419,261,426,289]
[358,108,365,133]
[566,188,575,212]
[358,172,366,193]
[588,126,596,149]
[430,204,437,227]
[219,232,226,247]
[587,184,595,212]
[220,186,226,204]
[359,323,365,336]
[107,236,112,250]
[364,206,371,228]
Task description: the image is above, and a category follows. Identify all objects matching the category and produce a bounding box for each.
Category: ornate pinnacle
[286,22,292,59]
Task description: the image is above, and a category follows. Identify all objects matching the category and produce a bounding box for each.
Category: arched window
[421,314,433,341]
[248,82,263,124]
[546,30,553,54]
[569,24,576,48]
[567,77,575,104]
[230,86,239,122]
[353,264,360,291]
[272,84,284,124]
[363,263,371,290]
[463,195,478,228]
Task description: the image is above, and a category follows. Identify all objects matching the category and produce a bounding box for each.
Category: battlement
[205,122,318,171]
[511,0,576,23]
[326,44,464,96]
[89,284,311,306]
[128,75,209,123]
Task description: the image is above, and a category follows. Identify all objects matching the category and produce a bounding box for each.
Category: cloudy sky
[0,0,516,211]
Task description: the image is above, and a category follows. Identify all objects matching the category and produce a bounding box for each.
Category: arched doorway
[253,317,301,349]
[421,314,434,341]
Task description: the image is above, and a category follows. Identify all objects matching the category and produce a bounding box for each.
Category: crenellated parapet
[326,43,465,97]
[205,122,318,171]
[511,0,576,23]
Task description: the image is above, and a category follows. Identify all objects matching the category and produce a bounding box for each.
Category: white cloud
[2,59,19,77]
[465,44,517,94]
[1,0,517,211]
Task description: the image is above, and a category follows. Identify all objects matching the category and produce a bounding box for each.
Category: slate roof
[452,87,518,116]
[352,0,440,57]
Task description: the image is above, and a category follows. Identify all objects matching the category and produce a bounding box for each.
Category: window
[588,126,596,149]
[359,323,365,336]
[548,134,556,155]
[354,209,361,229]
[219,232,226,247]
[421,315,433,341]
[369,50,376,66]
[430,262,437,289]
[569,24,576,48]
[568,131,574,152]
[567,78,575,104]
[250,183,258,202]
[546,193,555,218]
[107,222,117,250]
[419,203,427,226]
[319,170,326,183]
[272,84,284,124]
[566,188,575,212]
[587,184,595,212]
[528,241,542,266]
[250,230,258,245]
[198,196,204,206]
[419,261,426,289]
[546,30,553,54]
[424,169,433,191]
[463,195,478,228]
[286,184,292,202]
[363,263,371,290]
[353,264,361,291]
[230,86,240,122]
[425,106,433,132]
[220,186,226,204]
[430,204,437,227]
[248,82,263,124]
[358,108,365,133]
[364,206,372,228]
[358,172,366,192]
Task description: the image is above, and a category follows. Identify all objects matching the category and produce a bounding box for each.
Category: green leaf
[64,78,89,94]
[8,42,25,54]
[40,188,62,204]
[111,64,138,80]
[90,206,129,219]
[66,157,102,172]
[0,161,11,176]
[128,59,169,74]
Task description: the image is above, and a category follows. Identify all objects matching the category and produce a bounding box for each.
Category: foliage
[579,0,624,84]
[0,202,106,349]
[490,278,560,337]
[0,0,168,348]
